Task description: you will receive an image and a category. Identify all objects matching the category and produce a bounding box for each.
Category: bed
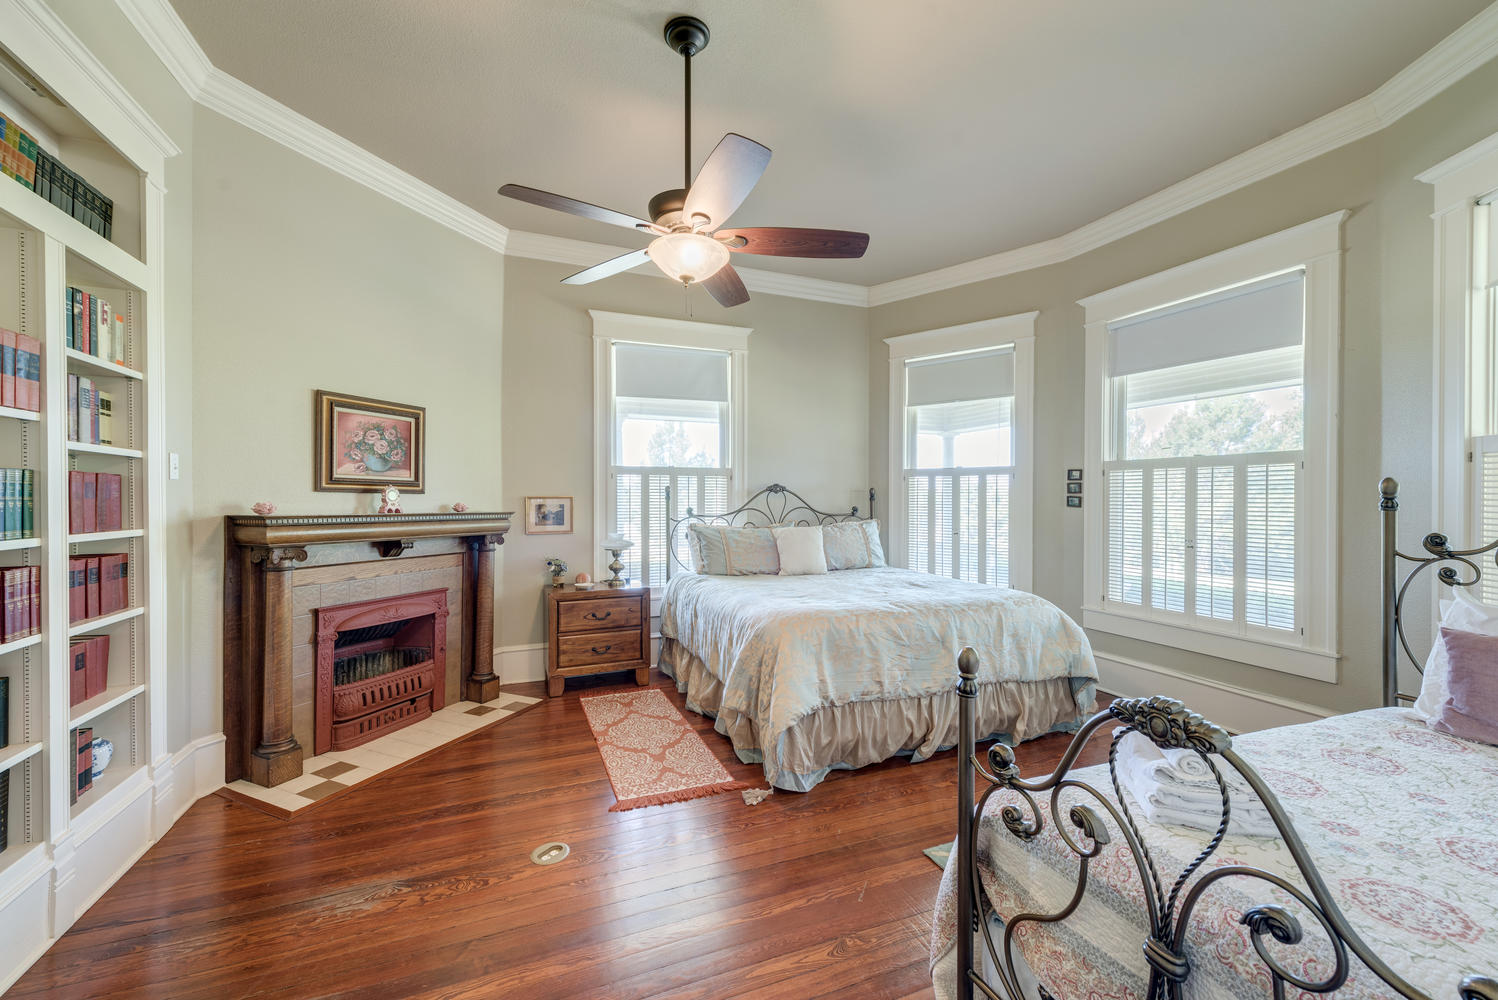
[656,484,1099,792]
[933,477,1498,999]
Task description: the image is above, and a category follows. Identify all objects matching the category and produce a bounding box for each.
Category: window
[1081,214,1344,680]
[1473,200,1498,604]
[592,311,749,592]
[887,315,1035,591]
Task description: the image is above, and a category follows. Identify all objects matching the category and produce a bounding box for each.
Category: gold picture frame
[524,496,574,534]
[314,390,426,493]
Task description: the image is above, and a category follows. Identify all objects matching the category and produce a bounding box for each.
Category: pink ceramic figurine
[251,502,276,516]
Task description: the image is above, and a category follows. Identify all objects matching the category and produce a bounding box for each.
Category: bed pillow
[821,520,887,570]
[686,524,781,576]
[774,525,828,575]
[1415,588,1498,723]
[1432,626,1498,745]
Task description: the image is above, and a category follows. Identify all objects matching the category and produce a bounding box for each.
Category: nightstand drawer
[556,597,643,634]
[557,628,642,668]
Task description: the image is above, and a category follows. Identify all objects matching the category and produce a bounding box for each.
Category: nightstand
[545,584,651,697]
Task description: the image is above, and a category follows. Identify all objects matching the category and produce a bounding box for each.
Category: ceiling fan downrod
[664,16,710,194]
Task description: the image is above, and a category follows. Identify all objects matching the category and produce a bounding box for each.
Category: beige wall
[189,108,505,737]
[499,256,870,648]
[870,56,1498,715]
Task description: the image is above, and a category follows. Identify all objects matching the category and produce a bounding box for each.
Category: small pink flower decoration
[251,502,276,515]
[451,501,469,513]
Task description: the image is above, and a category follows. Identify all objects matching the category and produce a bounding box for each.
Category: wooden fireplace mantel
[223,511,512,787]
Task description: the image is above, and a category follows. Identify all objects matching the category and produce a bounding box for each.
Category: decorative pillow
[686,524,780,575]
[1416,588,1498,723]
[1432,626,1498,745]
[773,525,828,576]
[821,520,887,571]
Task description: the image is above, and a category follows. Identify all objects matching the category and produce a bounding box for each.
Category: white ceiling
[167,0,1491,285]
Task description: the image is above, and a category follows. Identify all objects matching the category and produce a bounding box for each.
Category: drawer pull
[590,645,612,655]
[584,611,612,621]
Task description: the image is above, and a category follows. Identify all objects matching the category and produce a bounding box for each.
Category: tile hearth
[221,695,539,817]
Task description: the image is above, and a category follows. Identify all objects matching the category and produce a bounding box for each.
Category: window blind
[1485,200,1498,290]
[614,343,729,402]
[1476,434,1498,605]
[907,348,1014,406]
[1108,271,1305,378]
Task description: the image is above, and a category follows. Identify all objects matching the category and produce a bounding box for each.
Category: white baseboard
[151,732,227,838]
[495,636,663,685]
[1095,653,1335,733]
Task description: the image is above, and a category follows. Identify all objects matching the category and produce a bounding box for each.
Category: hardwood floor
[10,674,1110,1000]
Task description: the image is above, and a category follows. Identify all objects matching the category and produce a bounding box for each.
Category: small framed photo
[1066,482,1082,495]
[1066,468,1083,482]
[525,496,574,534]
[1066,495,1082,508]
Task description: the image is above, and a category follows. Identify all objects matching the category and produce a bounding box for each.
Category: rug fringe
[608,779,752,812]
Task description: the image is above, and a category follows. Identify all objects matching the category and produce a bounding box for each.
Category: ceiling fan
[498,15,869,308]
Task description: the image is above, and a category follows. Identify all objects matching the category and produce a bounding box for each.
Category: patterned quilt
[658,567,1098,790]
[930,707,1498,999]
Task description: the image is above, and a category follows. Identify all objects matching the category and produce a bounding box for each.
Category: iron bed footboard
[952,477,1498,1000]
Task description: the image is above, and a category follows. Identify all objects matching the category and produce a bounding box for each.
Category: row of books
[67,374,114,446]
[2,115,114,239]
[0,565,41,644]
[67,287,129,365]
[70,726,93,804]
[67,554,129,623]
[0,469,34,541]
[68,472,123,535]
[69,635,110,706]
[0,329,42,412]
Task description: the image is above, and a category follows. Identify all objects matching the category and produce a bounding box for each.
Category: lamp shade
[647,232,731,285]
[601,533,635,551]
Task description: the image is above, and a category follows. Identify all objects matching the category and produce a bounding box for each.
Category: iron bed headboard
[951,476,1498,1000]
[1381,476,1498,707]
[662,482,874,580]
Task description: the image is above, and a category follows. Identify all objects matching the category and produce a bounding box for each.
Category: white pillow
[773,525,828,576]
[1415,588,1498,722]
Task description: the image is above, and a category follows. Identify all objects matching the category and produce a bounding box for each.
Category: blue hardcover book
[21,469,33,538]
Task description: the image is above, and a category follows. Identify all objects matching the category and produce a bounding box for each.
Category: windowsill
[1081,606,1339,682]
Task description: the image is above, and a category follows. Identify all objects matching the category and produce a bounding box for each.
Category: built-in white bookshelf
[0,4,172,983]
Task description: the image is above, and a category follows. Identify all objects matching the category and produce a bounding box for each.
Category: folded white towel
[1113,730,1279,839]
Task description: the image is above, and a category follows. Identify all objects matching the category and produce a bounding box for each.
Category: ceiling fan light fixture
[647,231,731,285]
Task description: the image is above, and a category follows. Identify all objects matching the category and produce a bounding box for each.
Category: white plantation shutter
[1150,467,1187,613]
[1476,435,1498,605]
[1245,463,1296,630]
[1107,468,1143,604]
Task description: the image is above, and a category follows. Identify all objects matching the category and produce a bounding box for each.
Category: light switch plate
[169,452,180,480]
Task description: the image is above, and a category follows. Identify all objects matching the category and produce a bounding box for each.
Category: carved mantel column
[464,533,504,703]
[247,545,307,786]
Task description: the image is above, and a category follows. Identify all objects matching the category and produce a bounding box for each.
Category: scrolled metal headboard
[1381,476,1498,707]
[664,482,874,580]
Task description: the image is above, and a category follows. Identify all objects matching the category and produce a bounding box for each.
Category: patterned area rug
[580,688,749,811]
[924,842,952,870]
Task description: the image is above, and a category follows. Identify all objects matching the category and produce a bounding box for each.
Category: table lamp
[601,533,635,587]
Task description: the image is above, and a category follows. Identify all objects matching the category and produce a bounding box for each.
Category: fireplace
[314,589,449,754]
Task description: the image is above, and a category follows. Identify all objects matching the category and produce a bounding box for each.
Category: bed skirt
[659,637,1092,791]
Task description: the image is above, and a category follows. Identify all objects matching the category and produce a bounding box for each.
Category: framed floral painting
[314,390,425,493]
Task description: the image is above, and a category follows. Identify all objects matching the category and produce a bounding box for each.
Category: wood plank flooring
[10,674,1110,1000]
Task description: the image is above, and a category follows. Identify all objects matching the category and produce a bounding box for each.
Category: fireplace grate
[333,646,432,686]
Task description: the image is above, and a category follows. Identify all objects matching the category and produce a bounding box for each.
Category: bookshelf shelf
[0,538,41,552]
[0,405,40,423]
[63,349,142,382]
[67,606,144,638]
[67,683,146,730]
[0,178,147,291]
[67,529,142,544]
[0,634,42,657]
[68,762,148,825]
[0,842,46,890]
[0,741,42,774]
[66,442,142,460]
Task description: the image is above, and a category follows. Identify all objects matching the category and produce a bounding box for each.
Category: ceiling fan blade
[499,184,652,232]
[561,249,652,285]
[700,263,750,308]
[682,133,771,230]
[717,227,870,259]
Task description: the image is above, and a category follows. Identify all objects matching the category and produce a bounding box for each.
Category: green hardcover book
[22,469,34,538]
[6,469,17,541]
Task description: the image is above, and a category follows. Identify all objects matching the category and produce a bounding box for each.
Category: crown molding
[867,0,1498,307]
[112,0,1498,308]
[506,229,871,307]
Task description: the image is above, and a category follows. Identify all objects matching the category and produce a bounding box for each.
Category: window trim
[1078,212,1347,681]
[885,313,1037,591]
[591,310,751,594]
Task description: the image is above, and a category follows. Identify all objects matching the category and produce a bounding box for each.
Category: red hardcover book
[97,555,116,615]
[81,473,97,534]
[69,640,88,706]
[79,291,91,356]
[30,564,39,636]
[68,471,84,534]
[16,333,39,411]
[68,556,85,623]
[0,328,13,409]
[112,555,127,614]
[85,635,108,698]
[2,567,15,642]
[97,474,120,532]
[75,727,92,797]
[9,567,22,642]
[84,556,100,619]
